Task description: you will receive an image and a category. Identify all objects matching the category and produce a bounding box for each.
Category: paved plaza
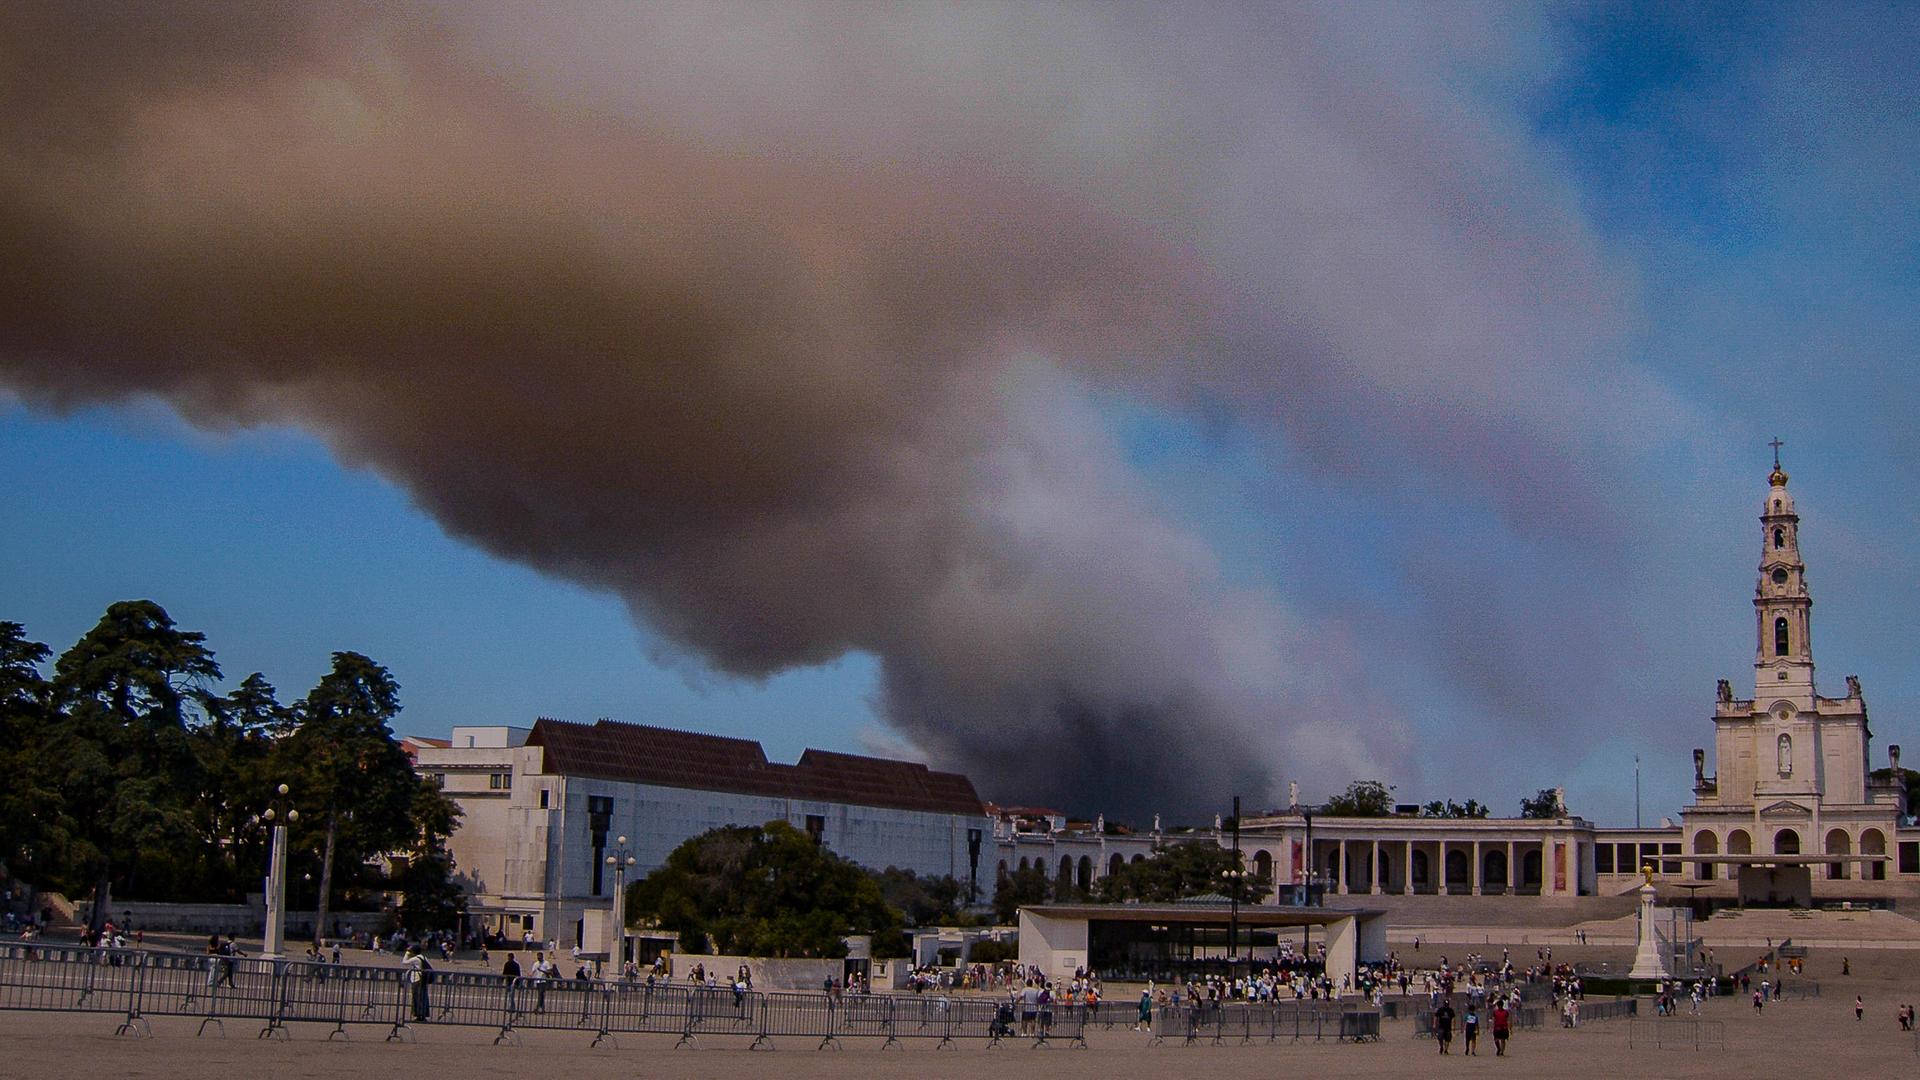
[5,943,1916,1079]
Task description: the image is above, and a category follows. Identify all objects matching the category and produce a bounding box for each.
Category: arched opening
[1692,831,1719,880]
[1252,850,1273,890]
[1778,733,1794,777]
[1377,847,1391,890]
[1057,856,1074,894]
[1774,526,1785,548]
[1521,849,1543,892]
[1775,617,1790,656]
[1077,855,1092,891]
[1862,829,1888,881]
[1108,853,1124,877]
[1825,829,1851,880]
[1130,854,1145,864]
[1018,857,1030,872]
[1410,850,1431,891]
[1727,829,1752,856]
[1774,829,1801,856]
[1482,849,1509,894]
[997,860,1008,881]
[1444,849,1469,892]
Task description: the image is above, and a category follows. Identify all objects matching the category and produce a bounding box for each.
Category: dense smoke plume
[0,4,1656,817]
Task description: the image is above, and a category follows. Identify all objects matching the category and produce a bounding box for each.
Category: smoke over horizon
[0,4,1672,818]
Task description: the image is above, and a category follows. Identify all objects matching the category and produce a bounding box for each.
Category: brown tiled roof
[526,719,986,816]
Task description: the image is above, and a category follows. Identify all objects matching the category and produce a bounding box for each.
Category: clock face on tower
[1772,568,1789,585]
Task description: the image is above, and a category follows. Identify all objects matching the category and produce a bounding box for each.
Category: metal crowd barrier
[0,944,1381,1052]
[1148,1002,1381,1045]
[1627,1017,1725,1050]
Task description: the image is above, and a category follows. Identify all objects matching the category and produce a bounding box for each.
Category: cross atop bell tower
[1755,442,1814,704]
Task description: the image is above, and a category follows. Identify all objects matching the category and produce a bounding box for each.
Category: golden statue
[1641,863,1655,887]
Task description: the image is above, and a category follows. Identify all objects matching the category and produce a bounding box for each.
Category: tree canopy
[627,821,904,958]
[1420,798,1491,819]
[1519,788,1567,819]
[1092,841,1270,904]
[1,603,459,933]
[1323,779,1396,817]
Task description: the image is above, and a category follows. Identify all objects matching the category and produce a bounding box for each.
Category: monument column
[1471,840,1482,895]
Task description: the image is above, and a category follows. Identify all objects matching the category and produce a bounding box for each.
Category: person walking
[1462,1005,1480,1055]
[1855,994,1864,1021]
[1433,1000,1455,1054]
[1490,1002,1511,1056]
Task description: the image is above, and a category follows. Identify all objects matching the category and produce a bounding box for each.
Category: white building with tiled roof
[416,718,992,952]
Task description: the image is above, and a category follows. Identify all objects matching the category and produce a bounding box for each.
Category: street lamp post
[261,784,298,959]
[1302,810,1315,907]
[1221,795,1242,963]
[605,835,636,969]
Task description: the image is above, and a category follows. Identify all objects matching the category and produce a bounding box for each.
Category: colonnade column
[1507,840,1517,893]
[1337,838,1349,894]
[1371,840,1384,894]
[1438,840,1448,895]
[1471,839,1482,895]
[1404,841,1415,895]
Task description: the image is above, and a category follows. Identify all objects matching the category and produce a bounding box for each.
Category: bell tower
[1754,439,1815,706]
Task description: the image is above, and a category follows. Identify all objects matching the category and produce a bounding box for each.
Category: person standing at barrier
[403,947,432,1022]
[1490,1001,1510,1056]
[531,952,557,1012]
[1433,999,1455,1054]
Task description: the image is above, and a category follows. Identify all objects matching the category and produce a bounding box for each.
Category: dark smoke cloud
[0,3,1659,817]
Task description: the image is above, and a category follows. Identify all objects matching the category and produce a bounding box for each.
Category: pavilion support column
[1337,839,1349,894]
[1404,841,1415,895]
[1471,840,1482,895]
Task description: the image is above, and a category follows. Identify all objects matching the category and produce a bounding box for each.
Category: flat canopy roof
[1024,904,1382,926]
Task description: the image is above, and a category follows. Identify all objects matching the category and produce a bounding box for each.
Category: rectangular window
[488,773,502,790]
[1595,846,1615,874]
[539,788,550,809]
[1901,842,1919,875]
[1616,843,1636,869]
[501,770,511,790]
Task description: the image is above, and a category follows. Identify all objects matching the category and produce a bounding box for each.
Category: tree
[1323,780,1396,817]
[628,821,903,957]
[47,601,220,929]
[991,863,1052,924]
[1093,841,1271,904]
[188,673,289,901]
[286,652,419,945]
[1420,798,1491,819]
[1519,788,1567,819]
[0,623,54,882]
[395,780,465,933]
[873,867,968,927]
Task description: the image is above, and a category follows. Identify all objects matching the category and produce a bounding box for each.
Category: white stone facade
[417,720,993,949]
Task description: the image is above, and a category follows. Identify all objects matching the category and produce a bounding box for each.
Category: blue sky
[1,3,1915,825]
